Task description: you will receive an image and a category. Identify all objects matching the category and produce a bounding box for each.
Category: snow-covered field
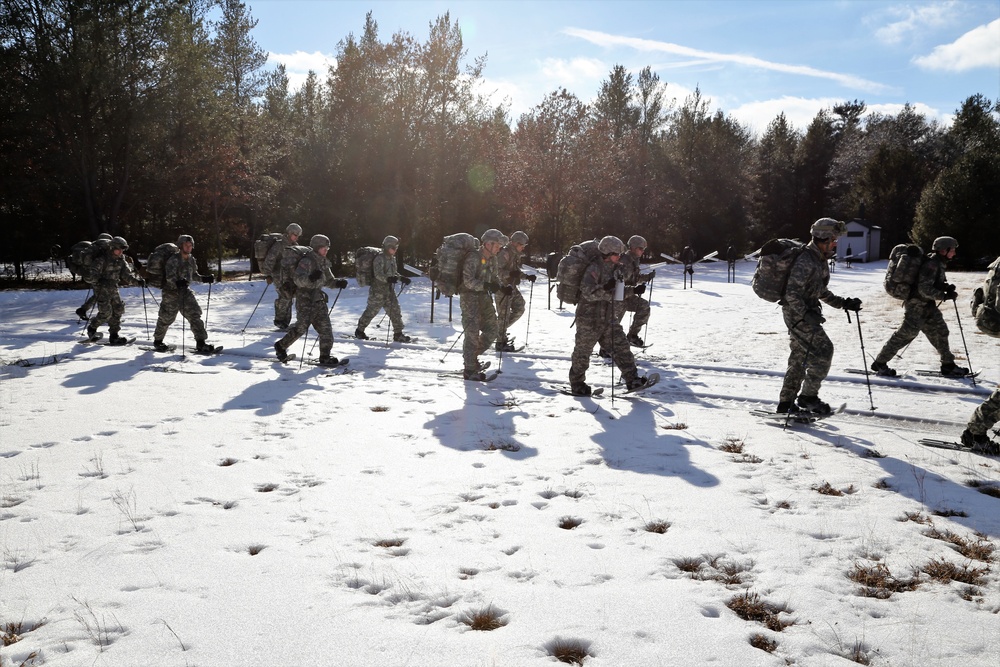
[1,257,998,667]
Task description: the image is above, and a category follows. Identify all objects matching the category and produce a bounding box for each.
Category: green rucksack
[145,243,180,289]
[751,239,806,303]
[555,240,601,305]
[354,246,381,287]
[429,233,479,297]
[884,244,925,300]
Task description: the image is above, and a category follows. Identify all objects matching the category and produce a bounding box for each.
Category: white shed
[838,219,881,263]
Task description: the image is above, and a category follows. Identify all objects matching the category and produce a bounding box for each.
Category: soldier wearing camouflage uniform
[152,235,217,354]
[75,233,113,320]
[460,229,505,380]
[601,234,653,355]
[493,231,535,351]
[777,219,862,414]
[264,223,303,330]
[871,236,968,378]
[355,235,412,343]
[569,236,650,396]
[961,254,1000,454]
[85,236,143,344]
[274,235,349,365]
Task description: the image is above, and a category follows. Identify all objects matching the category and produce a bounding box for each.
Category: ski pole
[144,284,160,308]
[376,283,406,328]
[642,273,654,346]
[607,302,617,402]
[523,279,534,349]
[241,282,270,333]
[847,308,876,411]
[496,291,514,371]
[181,307,186,358]
[952,299,976,387]
[310,286,344,355]
[141,283,149,340]
[205,280,213,332]
[440,330,464,363]
[299,327,308,369]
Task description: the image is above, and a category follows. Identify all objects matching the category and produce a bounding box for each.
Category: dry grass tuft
[719,437,745,454]
[644,519,671,534]
[965,479,1000,498]
[734,453,764,464]
[862,448,886,459]
[3,619,46,647]
[558,516,583,530]
[900,511,930,524]
[923,528,997,561]
[932,508,968,518]
[660,421,687,430]
[847,561,919,598]
[373,537,406,548]
[218,457,238,467]
[726,591,794,632]
[247,544,265,556]
[921,558,989,585]
[749,633,778,653]
[369,405,390,412]
[255,483,278,493]
[872,478,892,490]
[544,637,594,665]
[673,556,705,576]
[814,481,844,496]
[563,489,585,499]
[459,605,508,631]
[773,500,792,510]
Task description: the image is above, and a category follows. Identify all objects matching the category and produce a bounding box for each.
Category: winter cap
[110,236,129,250]
[932,236,958,251]
[627,235,647,250]
[286,223,303,237]
[178,234,195,246]
[383,235,399,249]
[510,231,529,246]
[810,218,846,241]
[310,234,331,250]
[598,235,626,256]
[481,229,506,245]
[96,233,113,241]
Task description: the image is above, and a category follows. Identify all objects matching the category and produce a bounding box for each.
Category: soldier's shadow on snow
[61,358,145,394]
[590,398,720,486]
[221,365,326,416]
[422,384,538,460]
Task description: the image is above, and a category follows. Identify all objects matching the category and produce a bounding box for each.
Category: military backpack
[354,246,382,287]
[78,239,112,286]
[278,246,312,286]
[67,240,92,277]
[254,233,284,275]
[884,244,925,300]
[750,238,805,303]
[429,233,479,297]
[971,256,1000,338]
[555,239,602,305]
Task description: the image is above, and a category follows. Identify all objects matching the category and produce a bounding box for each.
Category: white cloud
[563,27,890,93]
[873,1,958,45]
[267,51,336,90]
[539,57,607,86]
[913,18,1000,71]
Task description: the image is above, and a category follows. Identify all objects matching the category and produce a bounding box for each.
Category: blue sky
[245,0,1000,133]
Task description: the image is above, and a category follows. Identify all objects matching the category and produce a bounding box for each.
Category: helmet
[177,234,194,246]
[810,218,846,241]
[481,228,506,245]
[96,233,113,241]
[382,235,399,249]
[932,236,958,251]
[510,231,529,246]
[310,234,330,250]
[286,223,303,237]
[627,235,647,250]
[110,236,128,250]
[598,235,626,256]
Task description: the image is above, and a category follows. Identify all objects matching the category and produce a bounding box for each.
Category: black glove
[200,274,215,284]
[176,279,189,290]
[265,276,273,285]
[843,297,862,312]
[485,281,501,294]
[526,274,537,283]
[401,276,411,286]
[335,279,348,289]
[634,284,645,296]
[309,270,322,281]
[501,284,514,295]
[136,278,146,288]
[944,286,958,301]
[804,311,826,326]
[603,278,617,291]
[387,276,399,284]
[282,282,294,293]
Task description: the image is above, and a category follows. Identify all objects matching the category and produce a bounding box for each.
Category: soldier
[84,236,143,344]
[460,229,505,381]
[601,234,653,353]
[569,236,651,396]
[263,223,303,330]
[776,219,862,414]
[152,235,217,354]
[75,233,113,320]
[275,235,349,365]
[870,236,968,378]
[961,254,1000,454]
[355,235,412,342]
[493,230,535,351]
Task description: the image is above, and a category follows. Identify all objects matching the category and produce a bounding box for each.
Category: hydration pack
[354,246,381,287]
[145,243,179,289]
[884,244,925,300]
[751,239,805,303]
[428,233,479,297]
[555,239,602,305]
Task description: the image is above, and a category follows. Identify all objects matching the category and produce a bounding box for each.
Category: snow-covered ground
[1,257,998,667]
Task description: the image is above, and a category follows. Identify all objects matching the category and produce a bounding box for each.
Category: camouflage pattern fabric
[154,253,208,342]
[494,244,527,338]
[357,251,404,334]
[267,236,298,328]
[875,254,955,366]
[459,251,499,374]
[89,253,140,336]
[570,258,638,386]
[279,251,340,357]
[967,386,1000,436]
[778,242,846,403]
[612,252,651,336]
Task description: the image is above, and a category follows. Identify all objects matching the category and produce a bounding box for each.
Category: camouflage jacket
[460,250,499,294]
[91,251,140,288]
[264,234,296,281]
[783,242,846,320]
[913,253,952,303]
[495,244,525,285]
[292,251,339,304]
[371,251,399,287]
[162,253,207,292]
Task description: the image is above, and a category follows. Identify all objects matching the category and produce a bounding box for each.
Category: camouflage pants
[90,283,124,335]
[460,291,498,374]
[154,288,207,343]
[274,282,296,328]
[279,296,334,357]
[570,302,637,386]
[967,387,1000,436]
[357,285,404,334]
[494,288,525,339]
[613,295,650,337]
[79,290,98,313]
[876,300,954,366]
[779,312,834,403]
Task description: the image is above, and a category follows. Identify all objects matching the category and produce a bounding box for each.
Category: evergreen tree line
[2,0,998,280]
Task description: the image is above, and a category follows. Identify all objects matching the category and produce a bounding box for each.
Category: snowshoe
[151,341,175,353]
[626,333,645,347]
[570,382,592,396]
[194,342,220,355]
[86,327,102,342]
[796,395,832,415]
[960,429,1000,455]
[108,334,130,346]
[393,332,412,343]
[870,361,897,377]
[355,328,370,340]
[316,356,341,367]
[274,342,288,362]
[940,362,970,378]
